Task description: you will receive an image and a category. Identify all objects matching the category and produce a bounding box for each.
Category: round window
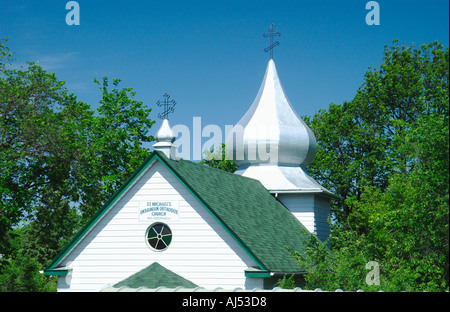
[146,223,172,251]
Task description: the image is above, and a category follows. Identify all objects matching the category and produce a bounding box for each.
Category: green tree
[277,273,296,289]
[288,231,381,291]
[1,38,155,290]
[305,40,449,227]
[0,227,57,292]
[295,41,449,291]
[199,143,238,173]
[0,50,89,252]
[358,112,448,291]
[302,100,391,225]
[76,77,155,220]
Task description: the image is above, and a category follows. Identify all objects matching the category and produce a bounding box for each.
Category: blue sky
[1,0,449,157]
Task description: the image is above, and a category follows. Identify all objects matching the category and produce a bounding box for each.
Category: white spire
[227,59,317,167]
[153,119,177,159]
[226,59,336,198]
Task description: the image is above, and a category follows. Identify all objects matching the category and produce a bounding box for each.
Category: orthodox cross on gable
[263,23,281,60]
[156,93,176,120]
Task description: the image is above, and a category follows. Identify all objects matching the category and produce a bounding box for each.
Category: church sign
[139,201,179,222]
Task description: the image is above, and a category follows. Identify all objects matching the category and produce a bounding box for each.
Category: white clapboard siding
[57,160,258,292]
[277,193,330,242]
[278,193,315,234]
[314,195,331,242]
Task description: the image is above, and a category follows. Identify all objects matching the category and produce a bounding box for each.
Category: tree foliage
[199,143,238,173]
[0,37,155,291]
[297,41,449,291]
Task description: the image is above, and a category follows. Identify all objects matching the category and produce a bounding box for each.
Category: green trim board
[45,151,310,275]
[244,269,271,278]
[43,269,70,276]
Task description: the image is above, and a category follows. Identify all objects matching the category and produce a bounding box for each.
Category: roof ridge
[167,153,267,185]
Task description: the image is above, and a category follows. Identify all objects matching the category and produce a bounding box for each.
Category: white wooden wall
[277,193,330,242]
[57,160,259,291]
[313,195,331,243]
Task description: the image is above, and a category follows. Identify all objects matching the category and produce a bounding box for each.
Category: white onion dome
[155,119,175,143]
[226,59,317,167]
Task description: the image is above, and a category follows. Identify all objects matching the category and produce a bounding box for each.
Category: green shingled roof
[113,262,198,289]
[156,151,309,272]
[45,150,310,274]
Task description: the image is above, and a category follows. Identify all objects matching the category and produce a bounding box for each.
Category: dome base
[235,165,338,199]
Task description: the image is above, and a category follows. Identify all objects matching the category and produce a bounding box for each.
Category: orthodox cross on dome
[263,23,281,60]
[156,93,176,120]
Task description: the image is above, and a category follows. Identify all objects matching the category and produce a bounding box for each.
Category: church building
[44,58,338,292]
